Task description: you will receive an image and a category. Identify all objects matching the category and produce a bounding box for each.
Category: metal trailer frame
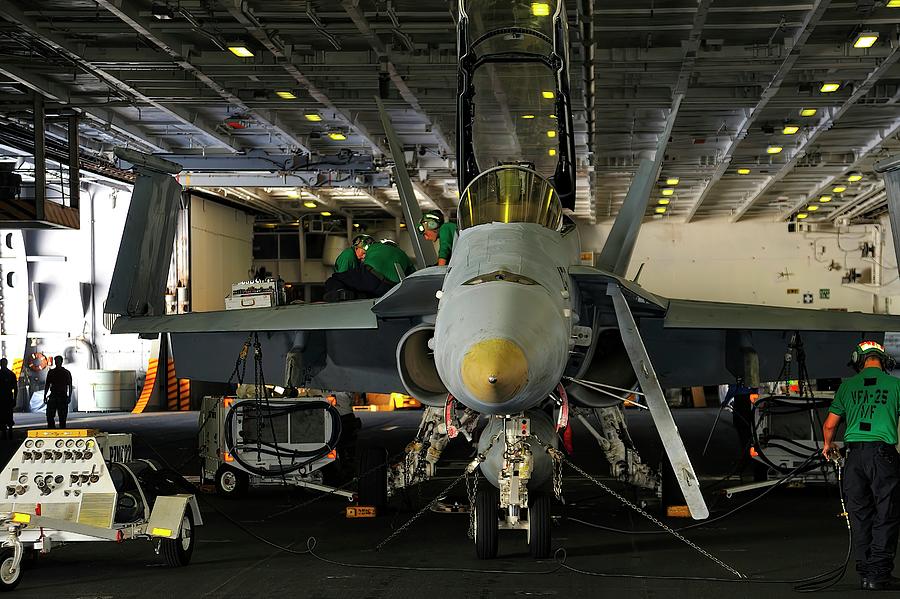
[198,395,354,500]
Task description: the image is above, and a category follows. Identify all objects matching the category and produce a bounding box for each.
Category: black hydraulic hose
[223,398,342,476]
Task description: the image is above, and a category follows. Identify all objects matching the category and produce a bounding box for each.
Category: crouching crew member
[418,210,457,266]
[333,235,373,274]
[823,341,900,591]
[323,240,414,302]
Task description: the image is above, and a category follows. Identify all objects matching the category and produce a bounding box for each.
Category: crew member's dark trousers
[324,267,394,298]
[46,399,68,429]
[844,441,900,581]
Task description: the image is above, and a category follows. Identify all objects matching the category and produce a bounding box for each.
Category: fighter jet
[107,0,900,560]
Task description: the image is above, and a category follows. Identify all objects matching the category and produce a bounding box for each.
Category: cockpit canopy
[458,165,563,230]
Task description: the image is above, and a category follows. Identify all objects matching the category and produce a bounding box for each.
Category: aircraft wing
[111,270,444,390]
[570,266,900,389]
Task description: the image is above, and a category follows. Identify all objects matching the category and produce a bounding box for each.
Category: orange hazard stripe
[166,359,177,411]
[133,358,159,414]
[178,379,190,411]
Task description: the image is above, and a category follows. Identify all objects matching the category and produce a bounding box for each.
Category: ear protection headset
[851,340,896,372]
[352,235,373,250]
[418,211,444,233]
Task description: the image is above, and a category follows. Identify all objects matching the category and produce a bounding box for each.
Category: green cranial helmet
[851,340,894,371]
[418,210,444,233]
[351,235,374,250]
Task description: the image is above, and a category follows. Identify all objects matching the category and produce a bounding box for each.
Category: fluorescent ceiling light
[737,168,751,175]
[303,201,317,208]
[227,45,254,58]
[665,177,680,185]
[549,114,557,119]
[658,198,670,205]
[304,113,323,122]
[820,82,840,93]
[889,0,900,6]
[328,132,347,141]
[275,91,297,100]
[546,130,556,138]
[542,91,555,99]
[819,195,832,203]
[782,125,799,135]
[800,108,817,117]
[531,2,551,16]
[796,213,808,219]
[521,114,536,119]
[655,207,667,214]
[848,174,863,182]
[320,211,332,217]
[853,32,879,49]
[832,186,847,193]
[767,145,783,154]
[548,149,557,156]
[400,223,406,228]
[661,188,675,196]
[808,205,819,211]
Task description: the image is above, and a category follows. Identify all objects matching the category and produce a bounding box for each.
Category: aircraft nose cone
[460,338,528,404]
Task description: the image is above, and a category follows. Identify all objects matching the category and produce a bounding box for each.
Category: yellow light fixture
[549,114,557,119]
[737,168,751,175]
[658,198,670,205]
[320,211,332,217]
[275,90,297,100]
[808,205,819,211]
[400,223,406,228]
[796,213,808,219]
[531,2,551,16]
[655,207,667,214]
[832,186,847,193]
[848,173,863,182]
[853,32,879,49]
[227,45,254,58]
[819,195,832,203]
[820,82,840,93]
[782,125,799,135]
[303,201,317,208]
[521,114,536,119]
[542,90,555,99]
[328,132,347,141]
[889,0,900,6]
[767,145,783,154]
[548,148,557,156]
[661,188,675,196]
[546,130,556,138]
[304,113,323,122]
[800,108,818,117]
[666,177,680,185]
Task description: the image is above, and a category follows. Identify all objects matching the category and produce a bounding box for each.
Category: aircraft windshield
[458,165,563,230]
[463,0,558,56]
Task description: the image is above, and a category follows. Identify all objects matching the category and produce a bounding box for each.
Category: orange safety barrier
[133,358,159,414]
[166,359,177,411]
[178,378,191,411]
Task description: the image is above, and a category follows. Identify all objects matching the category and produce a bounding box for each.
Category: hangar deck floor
[0,408,861,598]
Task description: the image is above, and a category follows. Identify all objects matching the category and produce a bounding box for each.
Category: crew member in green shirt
[333,235,372,274]
[418,210,457,266]
[323,239,414,302]
[364,240,414,283]
[823,341,900,591]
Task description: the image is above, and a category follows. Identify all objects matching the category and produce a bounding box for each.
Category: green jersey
[829,367,900,444]
[363,242,414,284]
[334,247,358,273]
[438,222,458,262]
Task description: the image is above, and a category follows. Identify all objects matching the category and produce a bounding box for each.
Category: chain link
[466,468,479,539]
[536,437,746,580]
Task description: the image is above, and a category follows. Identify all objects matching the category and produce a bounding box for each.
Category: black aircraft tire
[162,509,196,567]
[528,493,552,559]
[475,485,499,560]
[215,465,249,498]
[0,548,21,591]
[358,447,388,510]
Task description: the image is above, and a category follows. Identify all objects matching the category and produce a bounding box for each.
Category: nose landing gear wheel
[528,493,551,559]
[0,547,21,591]
[161,509,195,567]
[474,486,499,559]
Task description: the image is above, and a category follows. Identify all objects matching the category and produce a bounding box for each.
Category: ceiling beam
[827,183,884,222]
[0,2,241,153]
[220,0,386,154]
[731,45,900,222]
[340,0,454,157]
[0,63,169,153]
[779,115,900,220]
[94,0,311,155]
[683,0,832,222]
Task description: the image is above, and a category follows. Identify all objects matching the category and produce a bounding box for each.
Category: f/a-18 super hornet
[107,0,900,559]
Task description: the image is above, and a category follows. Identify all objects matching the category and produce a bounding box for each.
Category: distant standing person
[0,358,17,439]
[43,356,72,429]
